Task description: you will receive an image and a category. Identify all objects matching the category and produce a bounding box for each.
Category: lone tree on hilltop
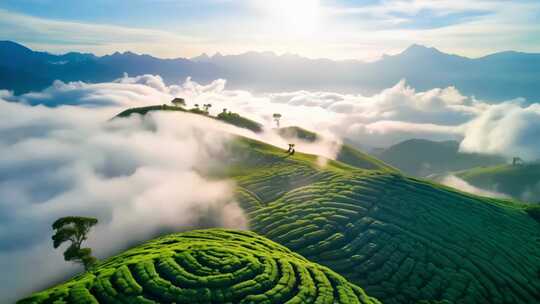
[171,97,186,107]
[52,216,98,271]
[273,113,282,128]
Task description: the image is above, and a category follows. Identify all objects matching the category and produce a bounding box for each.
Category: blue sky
[0,0,539,60]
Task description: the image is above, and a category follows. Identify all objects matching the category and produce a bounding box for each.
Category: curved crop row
[19,229,380,304]
[238,169,540,304]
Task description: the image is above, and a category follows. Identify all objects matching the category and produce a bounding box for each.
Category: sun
[257,0,322,36]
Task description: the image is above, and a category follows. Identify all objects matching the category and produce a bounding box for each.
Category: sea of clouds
[1,74,539,302]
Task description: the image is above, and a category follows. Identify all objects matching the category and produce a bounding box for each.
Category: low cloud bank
[0,99,247,302]
[460,102,540,160]
[439,175,511,200]
[8,74,539,161]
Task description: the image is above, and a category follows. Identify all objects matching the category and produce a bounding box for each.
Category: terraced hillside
[227,138,540,304]
[456,163,540,202]
[19,229,380,304]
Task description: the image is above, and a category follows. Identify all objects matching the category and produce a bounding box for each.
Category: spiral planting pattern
[19,229,380,304]
[238,166,540,304]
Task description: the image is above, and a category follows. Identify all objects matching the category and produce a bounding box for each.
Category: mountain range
[373,138,506,177]
[1,41,540,102]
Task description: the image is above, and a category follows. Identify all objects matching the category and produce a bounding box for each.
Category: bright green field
[19,229,380,304]
[227,137,540,304]
[456,163,540,202]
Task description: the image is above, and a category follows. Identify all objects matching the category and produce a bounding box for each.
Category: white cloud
[0,97,248,302]
[460,102,540,160]
[439,174,511,199]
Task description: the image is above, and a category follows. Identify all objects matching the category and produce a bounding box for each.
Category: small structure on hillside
[171,97,186,107]
[287,144,296,155]
[512,157,524,166]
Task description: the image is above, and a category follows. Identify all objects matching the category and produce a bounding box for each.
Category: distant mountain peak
[402,44,443,56]
[0,40,33,54]
[191,53,211,62]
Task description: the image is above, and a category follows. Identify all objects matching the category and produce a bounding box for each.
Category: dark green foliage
[457,163,540,201]
[226,138,540,304]
[189,107,207,115]
[115,104,188,117]
[375,139,506,177]
[114,104,264,133]
[52,216,98,271]
[171,97,186,107]
[20,229,381,304]
[336,144,398,172]
[217,111,263,133]
[526,205,540,223]
[278,126,318,142]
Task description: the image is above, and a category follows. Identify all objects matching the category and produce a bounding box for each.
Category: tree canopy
[52,216,98,271]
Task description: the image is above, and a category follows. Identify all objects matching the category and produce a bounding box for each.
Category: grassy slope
[228,137,540,304]
[102,110,539,303]
[457,163,540,202]
[115,105,263,133]
[116,105,188,117]
[375,139,505,177]
[19,229,380,304]
[116,108,394,172]
[278,126,397,173]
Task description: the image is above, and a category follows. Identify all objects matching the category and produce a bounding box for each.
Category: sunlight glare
[258,0,322,36]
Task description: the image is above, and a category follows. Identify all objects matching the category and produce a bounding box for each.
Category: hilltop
[374,138,506,177]
[116,106,395,172]
[19,229,380,304]
[455,163,540,202]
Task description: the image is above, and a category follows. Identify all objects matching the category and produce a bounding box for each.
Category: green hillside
[226,137,540,304]
[374,139,505,177]
[116,108,395,172]
[115,105,262,133]
[19,229,380,304]
[456,163,540,202]
[90,109,540,304]
[278,126,397,173]
[115,105,188,118]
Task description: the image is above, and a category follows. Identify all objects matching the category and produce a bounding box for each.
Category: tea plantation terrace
[19,229,381,304]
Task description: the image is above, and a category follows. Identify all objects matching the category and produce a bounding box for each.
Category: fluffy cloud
[439,175,511,200]
[8,74,539,156]
[173,78,478,148]
[0,98,248,302]
[460,102,540,160]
